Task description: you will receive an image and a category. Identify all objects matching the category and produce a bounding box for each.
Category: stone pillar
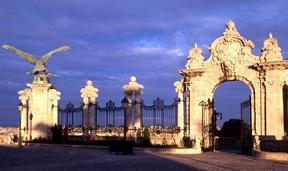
[82,97,89,128]
[174,80,185,138]
[134,91,142,129]
[49,89,61,127]
[18,88,31,140]
[123,76,144,138]
[19,74,62,140]
[126,94,133,135]
[80,80,99,129]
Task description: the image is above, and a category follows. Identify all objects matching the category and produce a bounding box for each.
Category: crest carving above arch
[206,20,259,76]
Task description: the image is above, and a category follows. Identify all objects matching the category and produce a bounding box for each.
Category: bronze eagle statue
[2,44,70,75]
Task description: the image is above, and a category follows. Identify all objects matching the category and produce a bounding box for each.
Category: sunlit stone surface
[179,20,288,151]
[123,76,144,130]
[18,79,61,140]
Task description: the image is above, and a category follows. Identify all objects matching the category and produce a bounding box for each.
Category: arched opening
[213,80,252,154]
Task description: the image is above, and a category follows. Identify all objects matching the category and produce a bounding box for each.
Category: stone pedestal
[18,75,61,140]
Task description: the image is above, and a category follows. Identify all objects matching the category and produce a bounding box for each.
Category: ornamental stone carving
[123,76,144,102]
[174,80,184,93]
[185,43,204,69]
[18,88,31,106]
[209,20,255,77]
[261,33,283,62]
[80,80,99,105]
[123,76,144,130]
[179,20,288,152]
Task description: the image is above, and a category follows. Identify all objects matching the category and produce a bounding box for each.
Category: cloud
[0,0,288,125]
[128,47,184,57]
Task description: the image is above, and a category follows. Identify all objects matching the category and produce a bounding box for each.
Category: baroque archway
[178,20,288,151]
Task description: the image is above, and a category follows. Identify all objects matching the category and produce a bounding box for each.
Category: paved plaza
[0,144,287,171]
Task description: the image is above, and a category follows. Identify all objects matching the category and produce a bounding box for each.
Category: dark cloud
[0,0,287,125]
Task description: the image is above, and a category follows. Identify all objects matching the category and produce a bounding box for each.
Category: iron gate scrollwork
[58,102,83,126]
[96,99,125,127]
[141,97,177,127]
[58,97,179,138]
[199,99,216,151]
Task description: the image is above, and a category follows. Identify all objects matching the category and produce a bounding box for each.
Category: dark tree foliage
[219,119,241,137]
[137,127,151,146]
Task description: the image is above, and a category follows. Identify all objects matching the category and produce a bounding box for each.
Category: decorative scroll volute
[18,88,31,106]
[174,80,184,93]
[185,43,204,69]
[48,89,61,102]
[208,20,255,77]
[260,33,283,62]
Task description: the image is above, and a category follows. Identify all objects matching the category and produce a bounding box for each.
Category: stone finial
[223,20,240,36]
[123,76,144,95]
[185,43,204,69]
[80,80,99,104]
[174,80,184,93]
[260,33,283,62]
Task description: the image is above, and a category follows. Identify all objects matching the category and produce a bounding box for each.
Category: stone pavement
[0,144,287,171]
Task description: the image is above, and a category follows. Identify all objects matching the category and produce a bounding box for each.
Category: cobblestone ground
[0,144,287,171]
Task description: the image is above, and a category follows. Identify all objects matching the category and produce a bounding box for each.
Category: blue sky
[0,0,287,126]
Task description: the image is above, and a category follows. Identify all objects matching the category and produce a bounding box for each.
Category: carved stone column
[49,89,61,127]
[174,80,185,136]
[18,88,31,140]
[123,76,144,138]
[80,80,99,129]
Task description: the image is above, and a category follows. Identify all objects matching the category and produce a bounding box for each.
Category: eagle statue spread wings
[2,44,70,75]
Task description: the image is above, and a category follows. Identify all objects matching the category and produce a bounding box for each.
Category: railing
[58,103,83,126]
[96,100,125,127]
[58,97,178,128]
[141,97,177,126]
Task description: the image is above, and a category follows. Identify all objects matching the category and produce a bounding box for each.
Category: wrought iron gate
[240,98,252,155]
[58,97,177,128]
[200,99,216,151]
[96,100,125,127]
[141,97,177,126]
[58,103,83,126]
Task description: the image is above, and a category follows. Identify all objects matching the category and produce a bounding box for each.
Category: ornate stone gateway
[177,20,288,152]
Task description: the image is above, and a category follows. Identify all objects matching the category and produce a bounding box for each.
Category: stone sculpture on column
[2,44,69,140]
[123,76,144,137]
[80,80,99,129]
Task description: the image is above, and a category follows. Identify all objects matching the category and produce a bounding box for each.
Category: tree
[219,119,241,137]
